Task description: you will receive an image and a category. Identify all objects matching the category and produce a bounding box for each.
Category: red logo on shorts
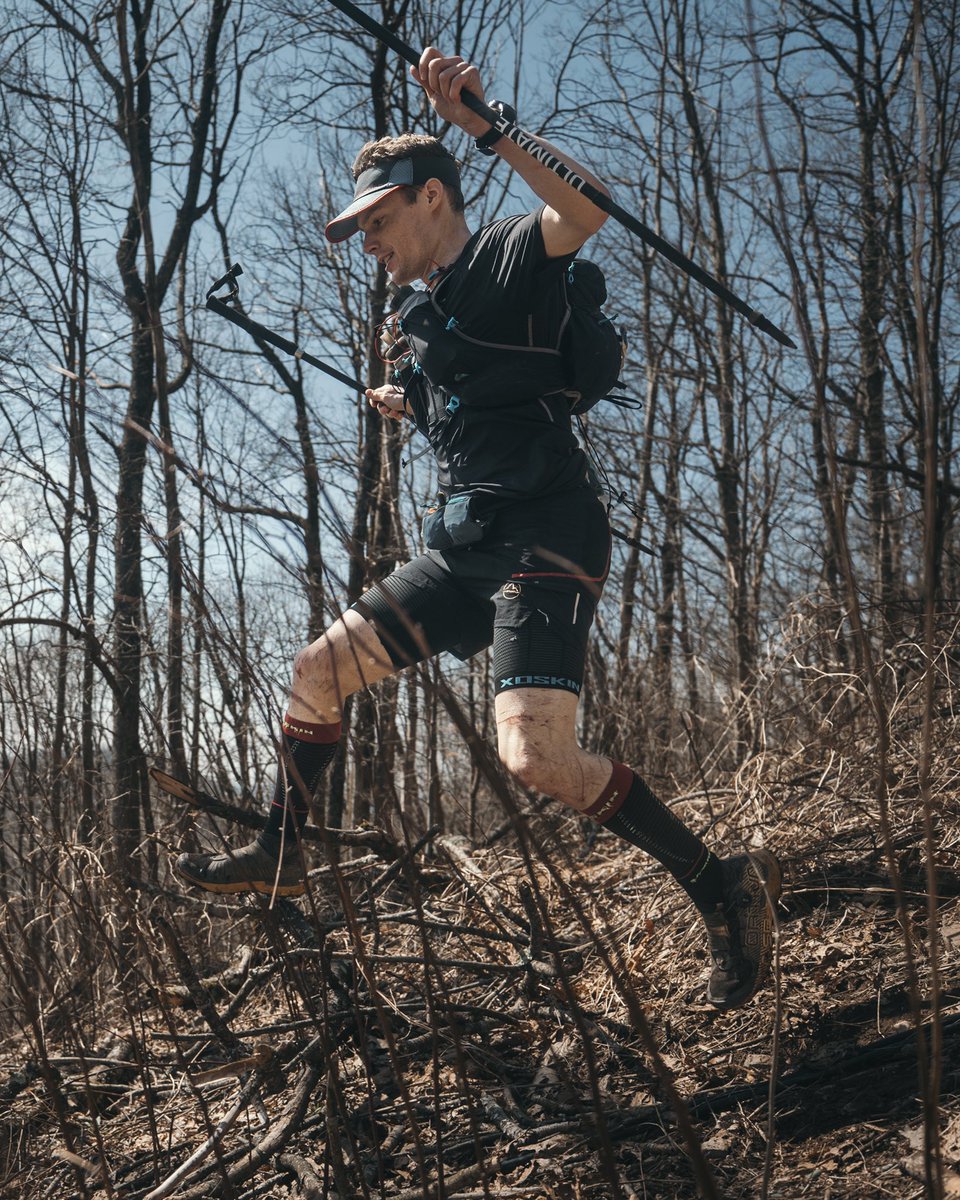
[501,581,521,599]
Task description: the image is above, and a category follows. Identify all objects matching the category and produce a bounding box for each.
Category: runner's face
[359,189,430,285]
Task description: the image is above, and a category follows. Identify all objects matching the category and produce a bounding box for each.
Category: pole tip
[750,311,797,349]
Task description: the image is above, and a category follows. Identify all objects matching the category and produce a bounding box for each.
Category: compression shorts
[351,488,611,697]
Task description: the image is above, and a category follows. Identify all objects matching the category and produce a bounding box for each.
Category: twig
[480,1092,528,1141]
[191,1042,274,1085]
[152,911,244,1055]
[366,825,441,897]
[330,951,523,975]
[53,1147,106,1182]
[376,910,530,947]
[518,882,546,962]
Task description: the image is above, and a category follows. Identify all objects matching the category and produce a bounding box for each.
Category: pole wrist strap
[475,101,517,155]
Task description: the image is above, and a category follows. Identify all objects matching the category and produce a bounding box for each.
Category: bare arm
[411,48,609,258]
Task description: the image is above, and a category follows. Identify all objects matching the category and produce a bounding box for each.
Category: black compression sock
[586,763,724,912]
[258,715,341,854]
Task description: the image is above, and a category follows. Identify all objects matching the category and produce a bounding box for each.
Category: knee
[292,640,324,683]
[499,744,552,792]
[498,727,563,795]
[292,614,393,702]
[292,633,350,704]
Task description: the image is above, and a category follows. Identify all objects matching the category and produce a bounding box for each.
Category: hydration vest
[395,259,626,415]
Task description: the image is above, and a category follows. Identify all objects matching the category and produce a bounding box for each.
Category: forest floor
[2,728,958,1200]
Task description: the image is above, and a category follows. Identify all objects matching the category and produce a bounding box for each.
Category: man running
[175,47,780,1010]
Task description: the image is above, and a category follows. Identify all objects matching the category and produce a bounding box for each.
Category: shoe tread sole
[707,849,781,1010]
[173,860,305,897]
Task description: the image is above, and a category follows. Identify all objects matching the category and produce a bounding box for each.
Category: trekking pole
[206,263,367,392]
[325,0,796,350]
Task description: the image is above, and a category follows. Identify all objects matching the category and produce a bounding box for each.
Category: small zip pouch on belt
[421,494,488,551]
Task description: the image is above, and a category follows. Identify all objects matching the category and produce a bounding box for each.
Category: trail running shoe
[174,840,305,897]
[703,849,781,1010]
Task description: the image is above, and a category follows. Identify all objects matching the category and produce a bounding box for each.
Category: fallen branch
[151,767,400,860]
[162,1063,322,1200]
[391,1149,536,1200]
[275,1152,324,1199]
[142,1070,265,1200]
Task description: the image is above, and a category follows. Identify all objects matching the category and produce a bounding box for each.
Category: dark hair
[353,135,465,213]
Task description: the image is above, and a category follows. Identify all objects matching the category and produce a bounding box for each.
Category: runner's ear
[421,177,446,210]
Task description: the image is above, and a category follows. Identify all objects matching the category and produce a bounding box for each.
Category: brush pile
[2,729,958,1199]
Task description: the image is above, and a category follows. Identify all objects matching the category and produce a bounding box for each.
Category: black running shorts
[352,488,611,696]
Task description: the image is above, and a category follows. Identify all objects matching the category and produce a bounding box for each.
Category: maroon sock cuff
[584,761,633,823]
[281,714,342,744]
[675,845,711,883]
